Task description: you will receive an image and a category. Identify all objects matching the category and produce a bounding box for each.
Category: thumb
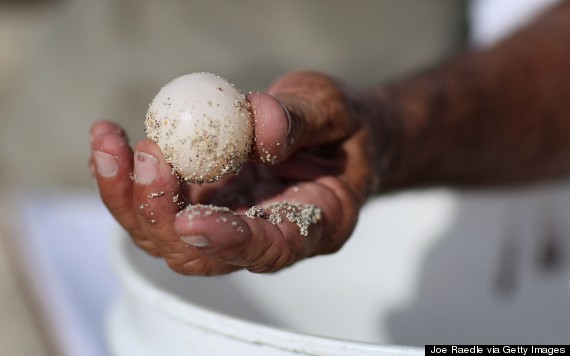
[247,92,306,164]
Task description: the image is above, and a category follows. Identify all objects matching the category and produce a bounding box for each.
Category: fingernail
[277,99,292,137]
[93,150,118,178]
[180,234,211,248]
[134,151,158,184]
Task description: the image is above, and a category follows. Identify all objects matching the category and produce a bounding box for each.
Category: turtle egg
[145,73,254,183]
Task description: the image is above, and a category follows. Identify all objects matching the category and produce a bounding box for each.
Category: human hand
[89,71,384,275]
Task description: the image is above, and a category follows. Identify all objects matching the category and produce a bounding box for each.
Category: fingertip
[174,206,251,253]
[90,127,131,180]
[90,120,127,142]
[247,92,291,163]
[133,140,180,197]
[91,133,132,179]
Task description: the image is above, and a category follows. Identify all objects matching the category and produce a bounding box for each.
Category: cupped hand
[89,71,382,275]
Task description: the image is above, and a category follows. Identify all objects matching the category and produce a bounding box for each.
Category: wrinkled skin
[90,71,384,275]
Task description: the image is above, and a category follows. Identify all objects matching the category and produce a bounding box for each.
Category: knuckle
[247,241,294,274]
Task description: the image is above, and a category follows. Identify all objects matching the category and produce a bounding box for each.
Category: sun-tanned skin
[90,2,570,276]
[374,2,570,189]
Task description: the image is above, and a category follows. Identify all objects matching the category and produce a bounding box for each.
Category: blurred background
[2,0,569,355]
[0,0,465,191]
[0,1,464,354]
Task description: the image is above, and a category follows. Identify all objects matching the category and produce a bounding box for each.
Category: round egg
[145,73,254,183]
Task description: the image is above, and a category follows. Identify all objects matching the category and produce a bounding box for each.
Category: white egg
[145,73,253,183]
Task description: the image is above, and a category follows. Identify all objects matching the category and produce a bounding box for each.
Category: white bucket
[105,230,423,356]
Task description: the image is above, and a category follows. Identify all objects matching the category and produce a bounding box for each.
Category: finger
[174,205,295,273]
[249,73,348,164]
[132,140,186,243]
[132,140,249,275]
[131,140,200,263]
[90,120,127,141]
[90,128,159,255]
[89,120,128,178]
[173,180,358,274]
[247,92,292,164]
[266,70,355,148]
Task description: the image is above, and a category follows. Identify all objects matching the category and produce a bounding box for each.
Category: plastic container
[106,231,423,356]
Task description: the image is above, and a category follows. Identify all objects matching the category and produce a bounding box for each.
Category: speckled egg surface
[145,73,253,183]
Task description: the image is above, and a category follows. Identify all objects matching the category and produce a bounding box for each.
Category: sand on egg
[145,73,254,184]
